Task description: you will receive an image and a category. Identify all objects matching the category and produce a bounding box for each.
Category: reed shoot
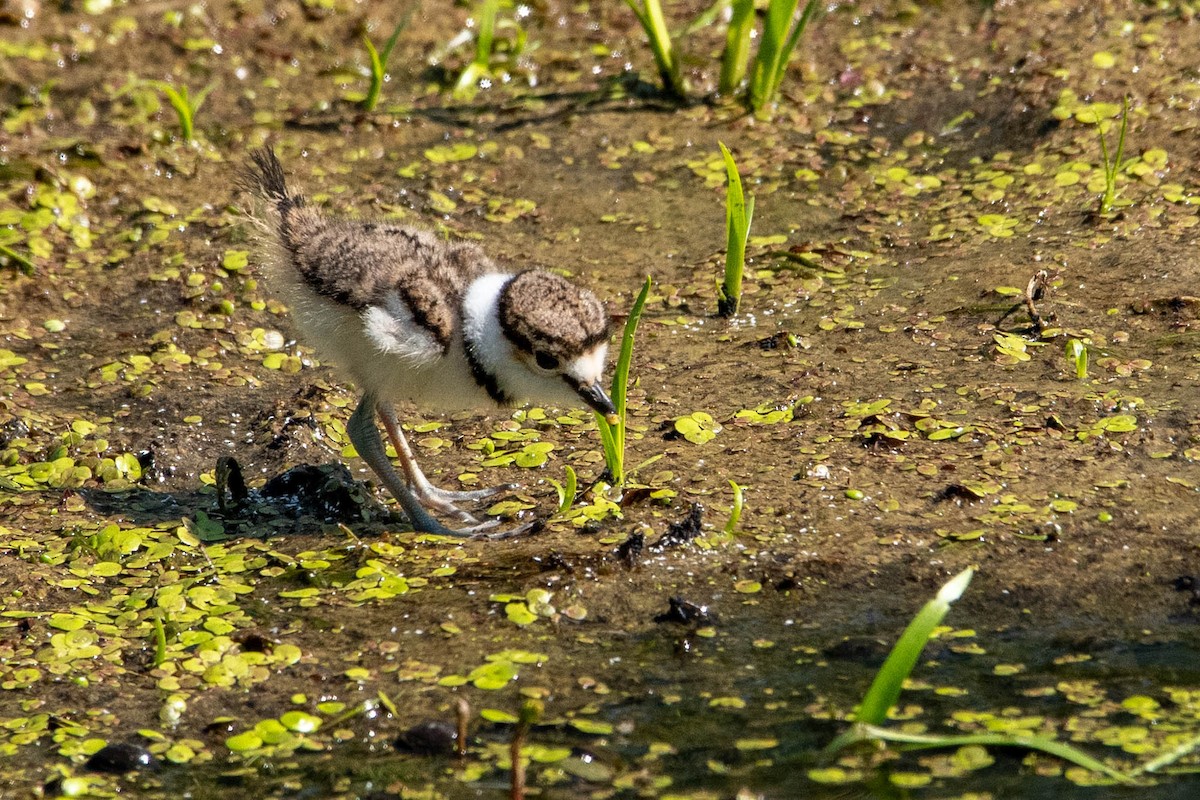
[456,0,499,94]
[717,142,754,317]
[598,276,652,488]
[623,0,685,99]
[148,80,213,143]
[362,13,412,112]
[1066,339,1088,380]
[747,0,819,113]
[1097,96,1130,215]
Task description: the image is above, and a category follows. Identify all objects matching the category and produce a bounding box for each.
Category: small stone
[85,742,156,774]
[394,720,458,756]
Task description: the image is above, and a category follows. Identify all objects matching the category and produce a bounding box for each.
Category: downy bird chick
[240,146,615,535]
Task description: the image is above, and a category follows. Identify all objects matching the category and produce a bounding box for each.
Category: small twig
[1024,269,1052,333]
[455,697,469,758]
[510,699,541,800]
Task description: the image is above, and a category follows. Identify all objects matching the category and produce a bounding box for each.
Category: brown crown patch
[498,270,611,359]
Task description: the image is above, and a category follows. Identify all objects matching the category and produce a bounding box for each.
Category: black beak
[575,380,618,422]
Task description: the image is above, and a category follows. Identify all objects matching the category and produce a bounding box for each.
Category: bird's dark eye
[534,351,559,371]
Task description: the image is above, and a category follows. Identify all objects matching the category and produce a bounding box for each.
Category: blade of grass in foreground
[824,567,1141,785]
[598,276,652,487]
[856,567,974,726]
[854,726,1137,784]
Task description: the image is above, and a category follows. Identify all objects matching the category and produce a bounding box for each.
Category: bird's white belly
[284,282,494,410]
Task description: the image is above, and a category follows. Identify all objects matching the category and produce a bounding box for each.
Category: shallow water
[4,0,1200,797]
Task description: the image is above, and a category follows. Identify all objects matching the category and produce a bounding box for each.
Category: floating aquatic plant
[361,13,412,112]
[717,142,754,317]
[597,276,652,488]
[146,80,213,143]
[622,0,684,99]
[747,0,819,113]
[1096,96,1130,215]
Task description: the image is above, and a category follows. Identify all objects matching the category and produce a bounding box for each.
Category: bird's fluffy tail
[240,146,307,248]
[240,146,305,217]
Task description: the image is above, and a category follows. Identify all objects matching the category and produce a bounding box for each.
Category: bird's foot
[468,518,543,541]
[409,482,516,525]
[415,516,542,540]
[414,482,510,506]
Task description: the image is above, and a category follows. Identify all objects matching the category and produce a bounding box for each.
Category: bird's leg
[347,394,494,536]
[377,402,507,509]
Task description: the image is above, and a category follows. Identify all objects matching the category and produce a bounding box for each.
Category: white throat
[462,273,516,401]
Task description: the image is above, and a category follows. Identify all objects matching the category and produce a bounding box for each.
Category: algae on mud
[3,0,1200,798]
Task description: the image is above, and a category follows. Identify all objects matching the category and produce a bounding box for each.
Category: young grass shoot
[719,0,757,95]
[456,0,500,95]
[1066,338,1088,380]
[747,0,819,113]
[598,276,652,489]
[622,0,684,99]
[717,142,754,317]
[361,13,412,112]
[148,80,213,143]
[724,480,744,535]
[1096,95,1130,215]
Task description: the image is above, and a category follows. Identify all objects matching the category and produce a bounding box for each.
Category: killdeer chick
[240,146,616,536]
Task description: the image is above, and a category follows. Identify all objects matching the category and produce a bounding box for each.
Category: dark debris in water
[214,456,383,527]
[84,742,157,774]
[615,531,645,568]
[654,596,715,626]
[651,503,703,550]
[394,720,459,756]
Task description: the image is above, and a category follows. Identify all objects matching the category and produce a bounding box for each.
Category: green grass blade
[1066,339,1088,380]
[748,0,818,112]
[0,243,35,275]
[1113,95,1129,180]
[719,0,755,94]
[362,35,384,111]
[379,8,413,66]
[1133,730,1200,775]
[856,567,974,725]
[362,11,413,111]
[1097,96,1130,214]
[559,466,577,514]
[853,725,1137,784]
[597,276,652,486]
[153,82,194,142]
[455,0,498,93]
[724,479,744,535]
[474,0,498,67]
[623,0,684,98]
[718,142,752,317]
[749,0,797,110]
